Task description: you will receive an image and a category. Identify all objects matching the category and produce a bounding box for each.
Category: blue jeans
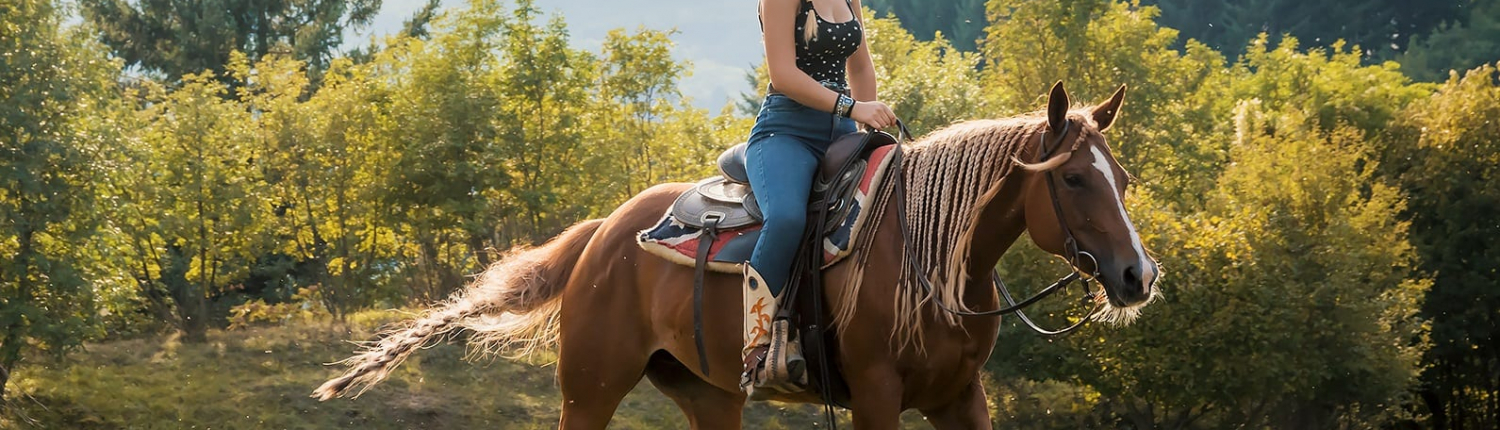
[745,94,858,296]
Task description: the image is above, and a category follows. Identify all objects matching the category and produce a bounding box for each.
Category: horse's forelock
[1012,151,1073,172]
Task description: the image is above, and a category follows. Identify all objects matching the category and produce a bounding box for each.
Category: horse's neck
[866,156,1033,312]
[962,171,1033,300]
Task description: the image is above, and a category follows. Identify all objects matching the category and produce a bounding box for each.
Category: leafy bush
[227,287,331,330]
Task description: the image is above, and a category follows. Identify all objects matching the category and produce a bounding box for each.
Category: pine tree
[866,0,988,51]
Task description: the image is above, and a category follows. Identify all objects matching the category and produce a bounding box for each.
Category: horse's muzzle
[1103,258,1156,307]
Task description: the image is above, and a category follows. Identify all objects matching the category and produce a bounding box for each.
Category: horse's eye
[1063,173,1084,188]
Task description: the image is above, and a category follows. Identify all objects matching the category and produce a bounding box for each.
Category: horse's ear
[1047,81,1069,132]
[1092,84,1127,131]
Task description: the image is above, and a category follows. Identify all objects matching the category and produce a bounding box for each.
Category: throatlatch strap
[692,219,719,376]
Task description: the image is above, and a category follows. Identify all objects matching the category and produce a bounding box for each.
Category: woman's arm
[760,0,894,128]
[845,0,877,103]
[761,0,841,112]
[842,0,894,128]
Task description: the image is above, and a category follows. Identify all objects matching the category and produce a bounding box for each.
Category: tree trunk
[1121,398,1157,430]
[0,357,11,402]
[187,146,210,344]
[0,327,19,402]
[181,268,209,344]
[1422,387,1448,430]
[163,245,208,343]
[181,302,209,343]
[467,233,494,269]
[1,228,36,402]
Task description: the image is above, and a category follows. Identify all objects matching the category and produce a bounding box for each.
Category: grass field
[2,311,937,429]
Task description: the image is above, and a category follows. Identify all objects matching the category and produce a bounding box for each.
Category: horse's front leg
[918,380,993,430]
[846,363,905,430]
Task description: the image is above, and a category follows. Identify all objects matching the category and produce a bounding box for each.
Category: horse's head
[1019,82,1159,321]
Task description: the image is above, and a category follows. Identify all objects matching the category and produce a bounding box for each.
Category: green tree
[491,1,599,242]
[245,54,398,320]
[94,92,175,337]
[596,27,689,198]
[990,103,1430,429]
[1382,63,1500,430]
[981,0,1226,206]
[0,0,121,400]
[346,0,443,64]
[862,11,985,136]
[584,25,750,211]
[368,0,603,300]
[1103,105,1425,428]
[81,0,381,82]
[1224,36,1432,136]
[866,0,988,52]
[1399,0,1500,82]
[979,4,1433,427]
[1142,0,1463,62]
[371,0,509,300]
[117,67,268,343]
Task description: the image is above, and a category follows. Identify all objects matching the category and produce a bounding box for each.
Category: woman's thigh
[745,133,819,221]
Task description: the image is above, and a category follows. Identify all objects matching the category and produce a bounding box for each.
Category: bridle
[889,119,1104,336]
[807,119,1103,430]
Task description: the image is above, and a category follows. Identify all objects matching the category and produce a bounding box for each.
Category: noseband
[891,119,1103,336]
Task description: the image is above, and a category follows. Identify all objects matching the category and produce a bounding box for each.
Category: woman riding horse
[314,77,1160,429]
[740,0,896,398]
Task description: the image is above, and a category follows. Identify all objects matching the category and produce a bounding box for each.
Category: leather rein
[888,119,1103,336]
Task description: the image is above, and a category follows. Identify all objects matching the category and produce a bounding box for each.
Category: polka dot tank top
[792,0,863,85]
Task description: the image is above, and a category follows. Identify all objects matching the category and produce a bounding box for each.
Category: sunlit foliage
[1381,63,1500,430]
[0,0,121,401]
[3,0,1497,427]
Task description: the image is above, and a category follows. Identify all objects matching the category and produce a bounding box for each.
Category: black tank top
[785,0,864,85]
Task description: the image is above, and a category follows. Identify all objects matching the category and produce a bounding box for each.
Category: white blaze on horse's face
[1027,133,1158,321]
[1083,143,1158,312]
[1027,81,1157,323]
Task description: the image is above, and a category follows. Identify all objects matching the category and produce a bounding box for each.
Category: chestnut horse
[314,82,1160,429]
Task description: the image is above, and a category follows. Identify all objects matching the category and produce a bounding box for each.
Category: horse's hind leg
[556,326,650,429]
[556,279,653,429]
[917,380,993,430]
[644,351,746,430]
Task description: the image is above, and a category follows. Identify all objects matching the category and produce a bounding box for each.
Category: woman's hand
[851,100,897,130]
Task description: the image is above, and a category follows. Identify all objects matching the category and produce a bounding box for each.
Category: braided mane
[833,113,1093,352]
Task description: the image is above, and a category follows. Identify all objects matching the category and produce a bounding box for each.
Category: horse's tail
[312,218,605,401]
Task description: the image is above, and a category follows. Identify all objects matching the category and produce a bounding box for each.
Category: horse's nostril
[1120,265,1149,301]
[1123,265,1141,287]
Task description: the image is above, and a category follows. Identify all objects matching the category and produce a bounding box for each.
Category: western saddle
[673,130,897,232]
[672,128,903,408]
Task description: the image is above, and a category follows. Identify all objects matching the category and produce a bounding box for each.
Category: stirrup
[741,319,807,400]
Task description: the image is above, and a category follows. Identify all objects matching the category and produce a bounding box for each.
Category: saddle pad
[637,144,898,274]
